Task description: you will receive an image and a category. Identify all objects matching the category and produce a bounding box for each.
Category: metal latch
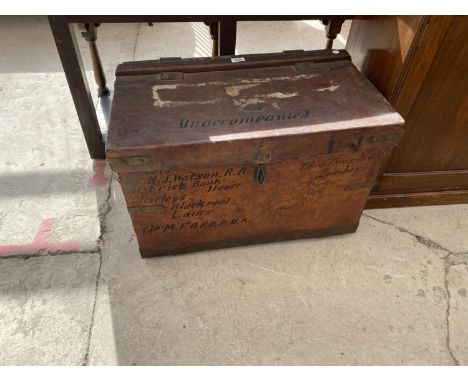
[255,164,266,185]
[252,142,270,185]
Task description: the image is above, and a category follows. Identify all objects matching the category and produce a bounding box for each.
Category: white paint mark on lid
[316,85,340,92]
[231,57,246,63]
[332,50,340,54]
[225,83,259,97]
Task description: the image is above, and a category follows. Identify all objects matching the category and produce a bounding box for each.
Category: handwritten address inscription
[119,150,382,248]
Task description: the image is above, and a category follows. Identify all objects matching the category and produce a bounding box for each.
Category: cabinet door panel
[387,16,468,172]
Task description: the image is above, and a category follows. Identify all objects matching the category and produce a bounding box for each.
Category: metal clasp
[252,142,270,185]
[255,164,266,185]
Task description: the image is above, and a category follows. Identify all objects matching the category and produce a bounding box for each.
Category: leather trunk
[106,50,404,257]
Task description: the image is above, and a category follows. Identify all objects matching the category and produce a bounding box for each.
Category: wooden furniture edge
[367,190,468,209]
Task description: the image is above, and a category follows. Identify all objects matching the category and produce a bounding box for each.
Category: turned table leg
[80,23,110,97]
[322,18,345,49]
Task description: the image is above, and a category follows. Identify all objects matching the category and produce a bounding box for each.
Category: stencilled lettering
[179,110,310,129]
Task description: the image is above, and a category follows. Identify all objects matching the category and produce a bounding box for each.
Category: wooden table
[49,16,468,208]
[48,16,349,159]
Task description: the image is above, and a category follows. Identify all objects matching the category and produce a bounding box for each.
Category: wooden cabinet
[346,16,468,208]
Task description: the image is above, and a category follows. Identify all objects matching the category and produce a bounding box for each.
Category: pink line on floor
[0,218,80,257]
[89,160,110,187]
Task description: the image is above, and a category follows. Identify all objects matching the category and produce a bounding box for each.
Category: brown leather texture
[107,50,404,257]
